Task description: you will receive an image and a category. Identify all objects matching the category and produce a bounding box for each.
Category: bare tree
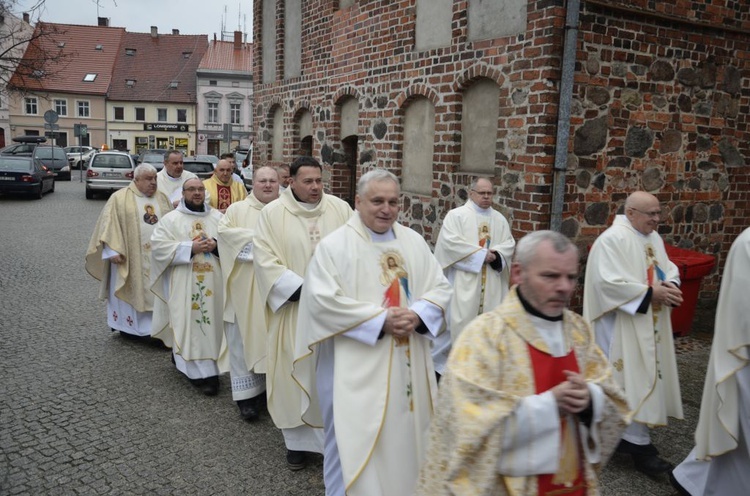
[0,0,67,91]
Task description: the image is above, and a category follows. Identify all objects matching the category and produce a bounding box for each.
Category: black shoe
[286,450,306,471]
[201,376,220,396]
[237,398,259,421]
[617,439,659,456]
[119,331,143,341]
[632,453,673,476]
[669,470,691,495]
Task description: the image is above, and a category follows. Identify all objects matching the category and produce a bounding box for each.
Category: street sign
[44,110,59,124]
[44,123,60,130]
[74,124,88,138]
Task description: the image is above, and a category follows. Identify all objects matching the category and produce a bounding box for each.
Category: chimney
[23,12,30,23]
[213,33,217,42]
[150,26,157,38]
[172,29,179,35]
[97,17,109,27]
[234,30,242,50]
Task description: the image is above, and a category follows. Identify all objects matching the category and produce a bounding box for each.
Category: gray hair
[357,169,400,196]
[134,163,157,178]
[514,230,577,267]
[470,176,492,191]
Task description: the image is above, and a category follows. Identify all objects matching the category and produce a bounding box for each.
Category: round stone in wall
[576,170,591,189]
[625,127,653,158]
[677,68,698,87]
[560,217,580,239]
[586,53,600,75]
[677,94,692,112]
[584,202,609,226]
[642,167,663,191]
[724,66,741,96]
[649,60,675,81]
[586,86,610,106]
[574,116,608,156]
[719,139,745,167]
[693,203,709,223]
[660,130,682,154]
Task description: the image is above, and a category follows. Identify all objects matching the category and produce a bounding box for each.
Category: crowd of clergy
[85,149,749,496]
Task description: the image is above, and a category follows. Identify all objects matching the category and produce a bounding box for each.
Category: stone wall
[252,0,749,303]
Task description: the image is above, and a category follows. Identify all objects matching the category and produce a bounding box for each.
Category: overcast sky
[14,0,252,38]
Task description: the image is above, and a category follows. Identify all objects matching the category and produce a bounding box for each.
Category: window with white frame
[157,108,167,122]
[54,99,67,116]
[77,100,90,118]
[230,103,241,125]
[207,102,218,124]
[24,97,38,115]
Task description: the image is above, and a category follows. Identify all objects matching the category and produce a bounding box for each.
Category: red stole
[217,184,231,210]
[527,344,586,496]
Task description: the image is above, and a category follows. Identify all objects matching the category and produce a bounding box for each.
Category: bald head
[624,191,661,235]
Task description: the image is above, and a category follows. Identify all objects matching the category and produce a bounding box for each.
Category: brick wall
[253,0,749,304]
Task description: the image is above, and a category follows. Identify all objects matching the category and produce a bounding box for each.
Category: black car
[0,156,55,199]
[33,145,70,181]
[182,158,214,180]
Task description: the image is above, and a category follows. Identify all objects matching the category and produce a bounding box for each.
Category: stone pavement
[0,181,714,495]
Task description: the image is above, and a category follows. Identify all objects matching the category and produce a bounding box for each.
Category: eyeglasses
[629,207,662,218]
[184,187,206,193]
[471,190,493,197]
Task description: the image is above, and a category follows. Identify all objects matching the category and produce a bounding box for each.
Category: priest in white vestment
[418,231,629,496]
[294,169,452,496]
[217,166,279,421]
[671,227,750,495]
[204,158,247,213]
[156,150,198,207]
[151,178,227,396]
[583,191,684,476]
[253,156,352,469]
[86,164,172,339]
[432,177,515,375]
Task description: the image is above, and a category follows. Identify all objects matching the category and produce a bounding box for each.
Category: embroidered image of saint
[143,204,158,225]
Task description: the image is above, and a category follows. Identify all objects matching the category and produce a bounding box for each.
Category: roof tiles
[198,40,252,73]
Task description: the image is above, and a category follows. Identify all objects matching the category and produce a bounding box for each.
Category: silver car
[85,152,135,199]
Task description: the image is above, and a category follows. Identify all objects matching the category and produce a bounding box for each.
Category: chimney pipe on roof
[23,12,29,23]
[234,30,242,50]
[150,26,157,38]
[98,17,109,27]
[213,33,217,42]
[172,29,179,35]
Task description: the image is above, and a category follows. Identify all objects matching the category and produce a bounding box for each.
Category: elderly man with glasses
[431,177,515,377]
[583,191,684,476]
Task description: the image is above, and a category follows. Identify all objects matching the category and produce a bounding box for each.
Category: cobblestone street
[1,180,712,495]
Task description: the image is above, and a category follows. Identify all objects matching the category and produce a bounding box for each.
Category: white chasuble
[156,169,197,204]
[434,201,515,340]
[217,193,268,373]
[583,215,682,425]
[151,205,226,364]
[85,183,172,334]
[294,214,452,495]
[416,288,629,496]
[253,188,352,429]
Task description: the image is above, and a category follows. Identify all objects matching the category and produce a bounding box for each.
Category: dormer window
[126,79,136,87]
[57,42,65,48]
[125,48,136,56]
[182,51,192,59]
[95,44,103,50]
[83,73,97,82]
[169,81,178,88]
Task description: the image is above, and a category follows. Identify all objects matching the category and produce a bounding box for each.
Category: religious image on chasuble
[190,221,216,335]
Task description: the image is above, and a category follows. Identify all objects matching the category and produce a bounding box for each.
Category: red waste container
[664,244,716,336]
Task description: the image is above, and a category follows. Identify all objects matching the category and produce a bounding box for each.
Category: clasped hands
[191,236,216,254]
[652,281,683,307]
[551,370,590,414]
[382,307,421,338]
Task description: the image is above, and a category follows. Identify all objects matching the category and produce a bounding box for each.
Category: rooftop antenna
[92,0,117,20]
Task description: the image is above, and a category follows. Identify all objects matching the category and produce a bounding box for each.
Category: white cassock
[156,169,198,205]
[673,227,750,495]
[294,213,452,496]
[583,215,683,445]
[253,188,352,453]
[216,193,268,401]
[85,182,172,336]
[432,200,515,373]
[150,201,228,379]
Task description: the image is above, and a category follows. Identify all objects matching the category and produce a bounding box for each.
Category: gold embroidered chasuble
[203,175,247,211]
[86,182,172,311]
[434,200,515,338]
[150,205,227,365]
[417,288,628,496]
[253,188,352,428]
[294,213,452,495]
[583,215,683,425]
[216,192,268,373]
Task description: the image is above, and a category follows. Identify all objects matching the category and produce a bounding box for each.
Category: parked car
[85,152,135,199]
[137,149,168,164]
[0,155,55,199]
[235,146,253,189]
[195,154,219,167]
[182,157,214,180]
[33,145,70,181]
[138,153,166,171]
[65,146,97,169]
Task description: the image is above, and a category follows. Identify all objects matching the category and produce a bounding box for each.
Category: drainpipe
[550,0,581,232]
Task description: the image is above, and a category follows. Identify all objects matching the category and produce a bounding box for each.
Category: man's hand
[484,250,497,264]
[110,254,125,264]
[172,199,180,208]
[551,370,591,414]
[652,281,683,307]
[191,237,216,254]
[382,308,421,338]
